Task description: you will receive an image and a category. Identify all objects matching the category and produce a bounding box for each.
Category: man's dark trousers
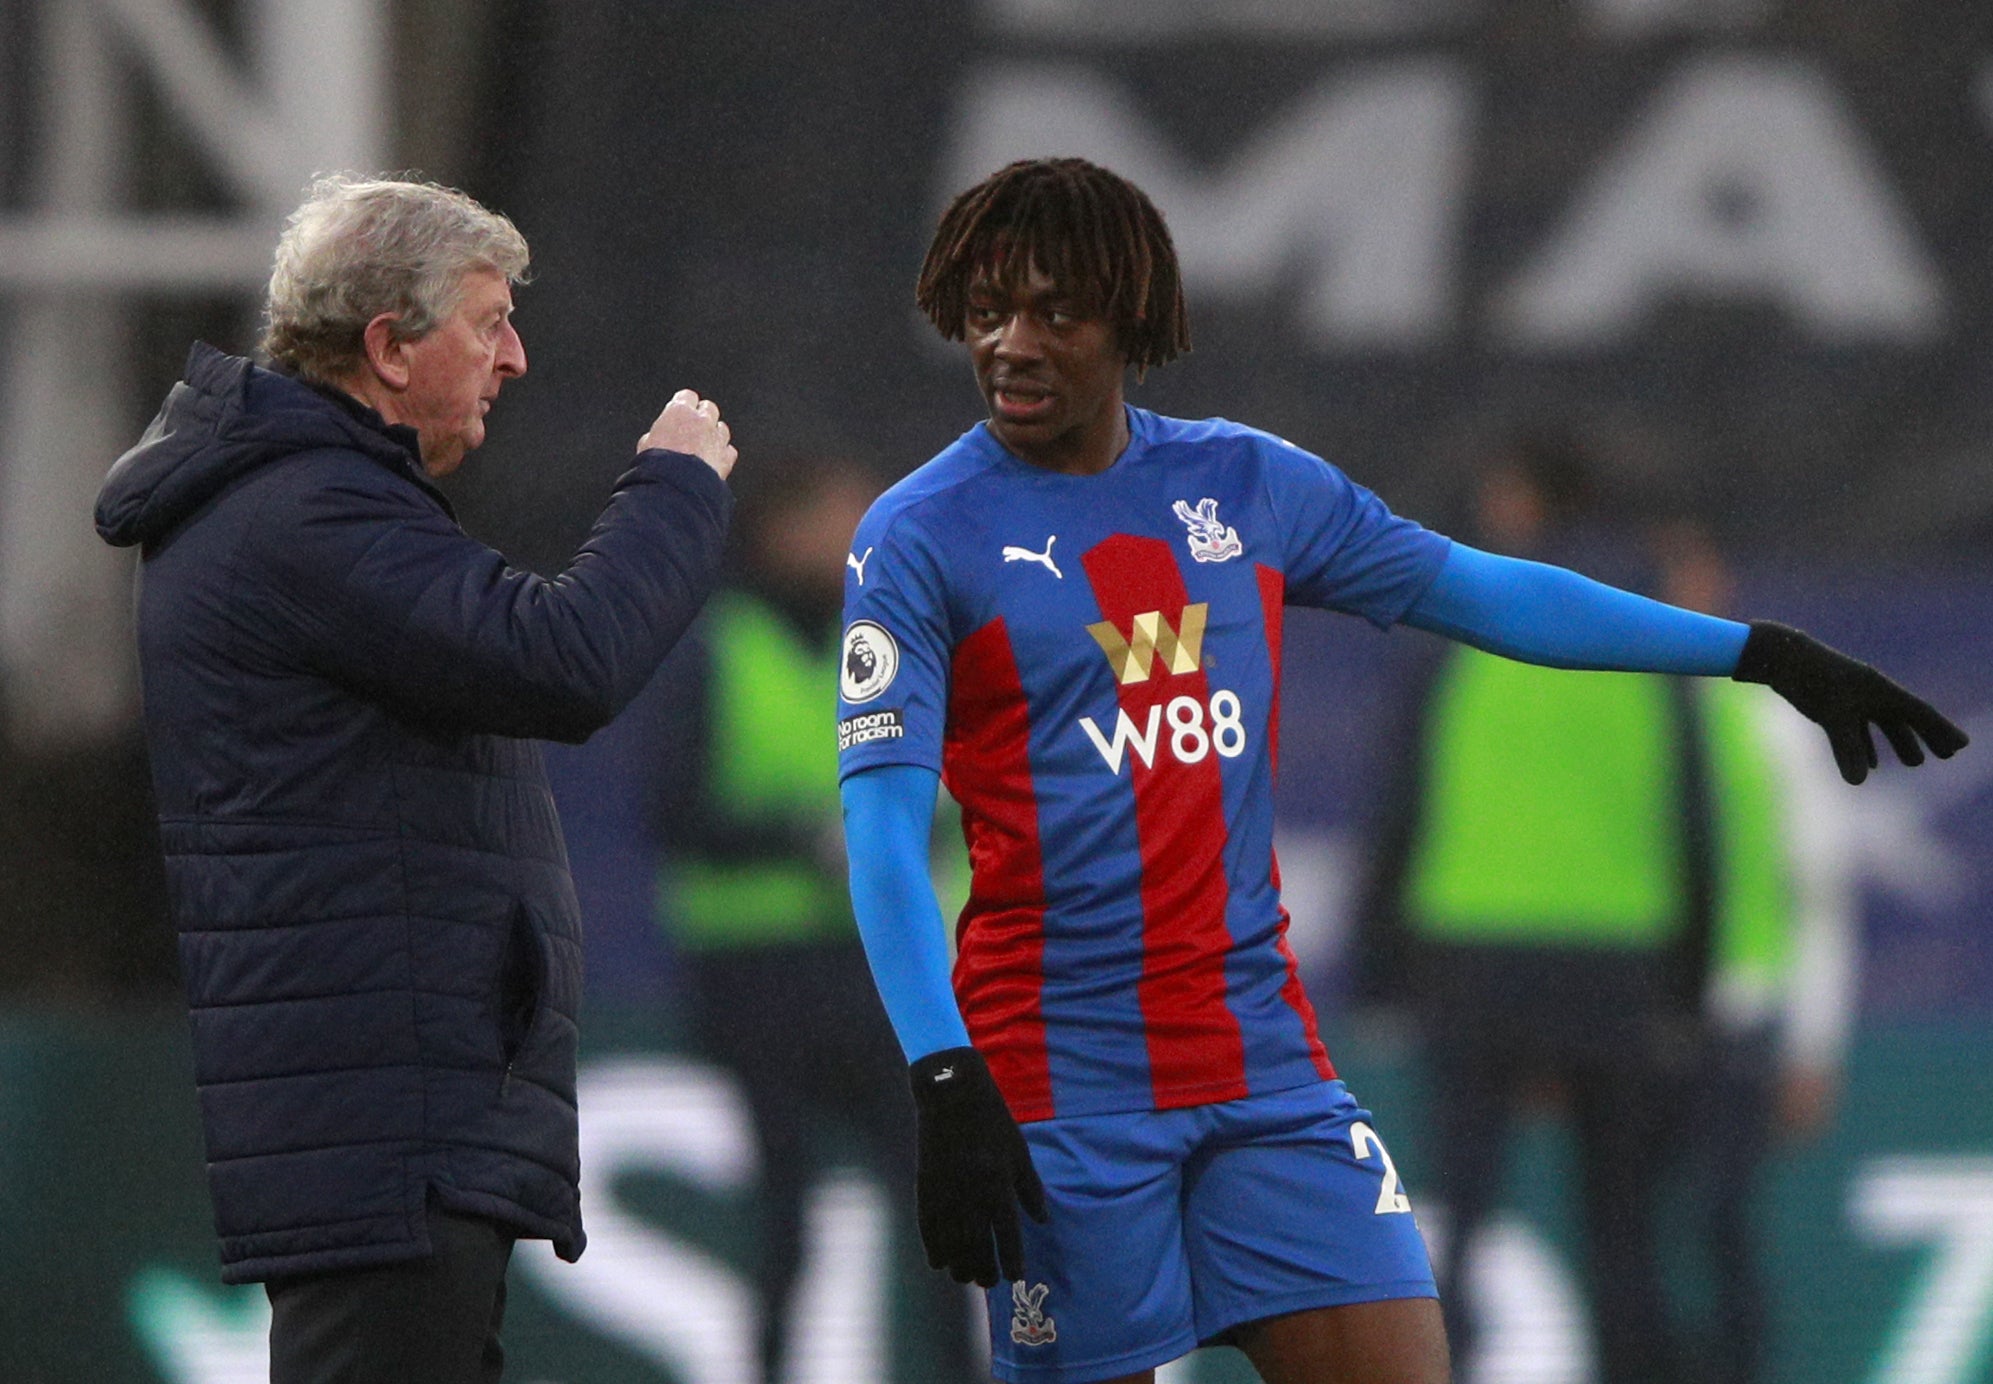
[265,1206,515,1384]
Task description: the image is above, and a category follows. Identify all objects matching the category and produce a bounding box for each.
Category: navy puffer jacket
[95,344,731,1282]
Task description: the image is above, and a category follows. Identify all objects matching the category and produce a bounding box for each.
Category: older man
[94,176,736,1383]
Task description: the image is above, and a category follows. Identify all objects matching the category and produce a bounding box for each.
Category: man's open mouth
[993,382,1055,419]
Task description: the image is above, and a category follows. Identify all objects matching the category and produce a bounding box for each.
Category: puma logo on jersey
[1173,498,1243,563]
[1001,536,1062,579]
[846,547,875,585]
[1087,604,1208,685]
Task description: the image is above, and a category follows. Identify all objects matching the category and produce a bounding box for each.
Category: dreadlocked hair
[916,157,1191,374]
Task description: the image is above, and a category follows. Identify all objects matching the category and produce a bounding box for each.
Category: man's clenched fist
[640,388,737,480]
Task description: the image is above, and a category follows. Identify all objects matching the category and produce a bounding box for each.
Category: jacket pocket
[495,903,547,1082]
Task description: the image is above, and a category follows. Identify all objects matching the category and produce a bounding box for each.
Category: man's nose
[993,313,1046,361]
[497,320,527,378]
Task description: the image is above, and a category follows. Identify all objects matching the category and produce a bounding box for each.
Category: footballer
[835,157,1964,1384]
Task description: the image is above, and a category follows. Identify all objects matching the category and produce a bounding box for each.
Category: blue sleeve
[1262,436,1452,626]
[837,504,954,781]
[841,763,972,1063]
[1403,542,1750,674]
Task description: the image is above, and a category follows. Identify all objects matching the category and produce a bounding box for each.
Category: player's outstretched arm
[1403,541,1750,672]
[841,764,1047,1287]
[1403,543,1968,784]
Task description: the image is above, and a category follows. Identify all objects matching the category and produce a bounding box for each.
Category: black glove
[908,1046,1047,1287]
[1733,621,1968,785]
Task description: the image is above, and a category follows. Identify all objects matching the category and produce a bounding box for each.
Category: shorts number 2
[1350,1121,1413,1215]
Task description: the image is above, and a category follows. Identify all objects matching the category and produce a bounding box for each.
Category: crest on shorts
[1010,1280,1057,1347]
[1172,498,1243,564]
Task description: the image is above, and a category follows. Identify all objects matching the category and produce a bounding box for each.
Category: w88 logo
[1079,690,1248,774]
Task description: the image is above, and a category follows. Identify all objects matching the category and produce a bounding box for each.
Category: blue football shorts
[985,1079,1437,1384]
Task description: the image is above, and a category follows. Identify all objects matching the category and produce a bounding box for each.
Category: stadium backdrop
[7,1,1993,1380]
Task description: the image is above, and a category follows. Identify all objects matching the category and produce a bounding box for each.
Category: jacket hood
[95,342,429,548]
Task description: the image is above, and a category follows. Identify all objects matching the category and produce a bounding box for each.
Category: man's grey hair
[262,174,530,385]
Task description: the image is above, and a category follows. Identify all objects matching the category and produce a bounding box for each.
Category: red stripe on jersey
[943,617,1055,1121]
[1082,534,1247,1108]
[1272,853,1337,1079]
[1256,564,1285,775]
[1256,565,1333,1078]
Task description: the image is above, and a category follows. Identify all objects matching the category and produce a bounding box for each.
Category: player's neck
[1002,401,1131,477]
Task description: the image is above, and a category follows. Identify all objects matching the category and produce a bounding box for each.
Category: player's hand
[908,1045,1047,1287]
[638,389,736,481]
[1732,620,1967,784]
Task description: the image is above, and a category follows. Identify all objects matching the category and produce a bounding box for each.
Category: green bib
[1702,681,1796,986]
[1406,652,1687,948]
[1405,653,1798,980]
[667,592,851,950]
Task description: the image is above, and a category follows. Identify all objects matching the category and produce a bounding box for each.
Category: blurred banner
[459,0,1993,571]
[5,1,1992,710]
[0,0,387,745]
[6,1013,1990,1384]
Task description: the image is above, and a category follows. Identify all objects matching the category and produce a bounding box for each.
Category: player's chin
[988,408,1063,449]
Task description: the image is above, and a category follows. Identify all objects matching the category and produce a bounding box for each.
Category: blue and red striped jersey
[837,408,1449,1121]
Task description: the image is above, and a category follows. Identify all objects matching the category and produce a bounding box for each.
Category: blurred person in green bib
[643,456,978,1384]
[1650,517,1856,1384]
[1357,429,1702,1384]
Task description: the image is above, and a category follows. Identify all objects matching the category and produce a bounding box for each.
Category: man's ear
[360,313,412,392]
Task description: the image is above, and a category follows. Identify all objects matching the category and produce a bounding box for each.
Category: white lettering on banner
[984,0,1771,41]
[1426,1210,1595,1383]
[949,61,1471,346]
[0,0,386,285]
[0,0,386,746]
[1585,0,1770,37]
[492,1056,904,1384]
[1851,1157,1993,1384]
[981,0,1472,41]
[515,1059,759,1383]
[1496,55,1943,345]
[776,1175,892,1384]
[1081,691,1247,774]
[127,1267,269,1384]
[946,55,1948,349]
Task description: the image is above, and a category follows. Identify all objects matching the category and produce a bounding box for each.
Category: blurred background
[2,1,1991,1381]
